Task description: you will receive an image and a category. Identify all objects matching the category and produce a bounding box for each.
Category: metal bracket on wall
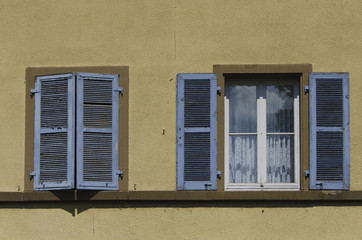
[30,88,39,97]
[304,86,309,94]
[114,87,124,96]
[116,170,123,180]
[217,170,222,180]
[217,86,221,95]
[29,171,36,180]
[305,170,310,178]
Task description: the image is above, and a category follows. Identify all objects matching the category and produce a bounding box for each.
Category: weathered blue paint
[176,73,217,190]
[76,72,120,190]
[309,72,349,190]
[33,73,75,191]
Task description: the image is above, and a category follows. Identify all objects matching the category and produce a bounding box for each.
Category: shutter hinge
[30,88,39,97]
[346,94,349,99]
[116,170,123,180]
[217,170,222,180]
[217,86,221,95]
[305,170,310,178]
[304,86,309,94]
[114,87,124,96]
[29,171,36,180]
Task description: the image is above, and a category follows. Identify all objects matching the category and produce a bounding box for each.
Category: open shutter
[76,72,120,190]
[309,73,349,190]
[33,73,75,190]
[176,73,217,190]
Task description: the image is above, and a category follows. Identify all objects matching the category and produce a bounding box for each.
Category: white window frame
[224,79,300,191]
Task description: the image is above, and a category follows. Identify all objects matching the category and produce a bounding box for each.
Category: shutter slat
[33,73,75,190]
[309,73,349,190]
[76,72,119,190]
[177,74,217,190]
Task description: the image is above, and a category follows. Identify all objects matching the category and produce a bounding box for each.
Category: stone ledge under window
[1,191,362,202]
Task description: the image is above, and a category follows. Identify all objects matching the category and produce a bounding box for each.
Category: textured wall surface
[0,202,362,240]
[0,0,362,239]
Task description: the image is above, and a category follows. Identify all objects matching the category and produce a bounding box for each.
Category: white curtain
[229,136,257,183]
[267,135,294,183]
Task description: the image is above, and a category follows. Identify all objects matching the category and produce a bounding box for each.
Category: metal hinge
[305,170,310,178]
[217,86,221,95]
[30,88,39,97]
[217,170,222,180]
[29,171,36,180]
[116,170,124,180]
[304,86,309,94]
[114,87,124,96]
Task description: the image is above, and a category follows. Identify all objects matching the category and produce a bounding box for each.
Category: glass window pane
[226,84,257,133]
[266,85,294,133]
[266,135,294,183]
[229,136,257,183]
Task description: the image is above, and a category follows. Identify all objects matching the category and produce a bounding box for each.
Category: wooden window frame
[213,64,312,192]
[224,78,300,190]
[24,66,129,197]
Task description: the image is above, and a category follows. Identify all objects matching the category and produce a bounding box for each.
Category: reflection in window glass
[226,84,257,133]
[266,85,294,133]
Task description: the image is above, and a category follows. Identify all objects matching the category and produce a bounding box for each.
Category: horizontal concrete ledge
[1,191,362,202]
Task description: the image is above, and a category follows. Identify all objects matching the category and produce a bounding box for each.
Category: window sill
[1,191,362,202]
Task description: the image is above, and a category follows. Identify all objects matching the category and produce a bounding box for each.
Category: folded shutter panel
[309,73,350,190]
[176,73,217,190]
[33,73,75,190]
[76,72,119,190]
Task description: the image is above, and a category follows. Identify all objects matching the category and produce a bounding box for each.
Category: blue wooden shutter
[309,73,349,190]
[76,72,120,190]
[33,73,75,190]
[176,73,217,190]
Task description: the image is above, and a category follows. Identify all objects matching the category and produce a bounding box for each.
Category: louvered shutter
[76,72,120,190]
[176,74,217,190]
[309,73,350,190]
[33,73,75,190]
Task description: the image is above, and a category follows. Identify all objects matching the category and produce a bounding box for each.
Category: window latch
[316,183,323,189]
[29,171,36,180]
[30,88,39,97]
[116,170,123,180]
[217,86,221,95]
[204,183,212,190]
[114,87,124,96]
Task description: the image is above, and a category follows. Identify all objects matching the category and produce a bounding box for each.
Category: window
[224,75,300,190]
[176,64,350,191]
[25,67,129,192]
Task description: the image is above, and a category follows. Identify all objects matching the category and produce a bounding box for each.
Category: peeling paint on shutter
[176,73,217,190]
[33,73,75,190]
[76,72,119,190]
[309,73,349,190]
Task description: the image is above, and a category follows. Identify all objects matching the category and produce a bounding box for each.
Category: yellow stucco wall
[1,0,362,239]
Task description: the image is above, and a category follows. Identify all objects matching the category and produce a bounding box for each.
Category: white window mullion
[294,81,300,188]
[224,95,230,190]
[258,83,267,186]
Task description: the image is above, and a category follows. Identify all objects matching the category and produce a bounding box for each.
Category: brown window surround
[0,64,356,202]
[24,66,129,200]
[214,64,311,192]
